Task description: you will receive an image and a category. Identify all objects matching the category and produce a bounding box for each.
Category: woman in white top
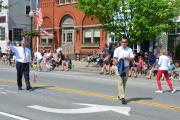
[156,49,176,93]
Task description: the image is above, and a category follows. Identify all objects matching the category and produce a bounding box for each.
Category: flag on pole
[40,28,53,36]
[35,0,43,29]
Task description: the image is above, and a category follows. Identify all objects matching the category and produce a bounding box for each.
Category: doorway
[62,29,74,54]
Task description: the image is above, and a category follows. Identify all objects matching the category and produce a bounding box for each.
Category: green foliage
[0,0,19,9]
[24,30,40,38]
[77,0,180,43]
[77,0,121,36]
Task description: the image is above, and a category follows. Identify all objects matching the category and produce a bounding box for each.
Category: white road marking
[28,103,131,116]
[5,90,17,94]
[0,92,7,94]
[0,112,30,120]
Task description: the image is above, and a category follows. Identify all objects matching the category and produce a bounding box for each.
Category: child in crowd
[172,62,180,80]
[129,61,137,78]
[168,61,174,79]
[99,54,110,75]
[136,56,143,77]
[147,59,159,79]
[62,54,72,71]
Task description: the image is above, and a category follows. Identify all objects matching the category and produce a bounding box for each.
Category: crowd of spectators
[86,43,180,81]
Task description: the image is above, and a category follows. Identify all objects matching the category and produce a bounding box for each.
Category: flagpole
[37,26,40,52]
[53,0,55,52]
[36,0,42,52]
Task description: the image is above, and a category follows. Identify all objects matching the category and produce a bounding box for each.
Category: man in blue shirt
[6,38,32,90]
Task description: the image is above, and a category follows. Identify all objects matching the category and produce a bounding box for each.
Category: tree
[0,1,8,9]
[23,30,40,38]
[128,0,180,43]
[77,0,122,39]
[0,1,18,9]
[77,0,180,43]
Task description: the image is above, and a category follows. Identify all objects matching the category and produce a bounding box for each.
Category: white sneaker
[155,90,163,93]
[171,89,176,93]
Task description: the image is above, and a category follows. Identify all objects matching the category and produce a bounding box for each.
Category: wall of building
[37,0,107,55]
[8,0,32,33]
[0,0,9,53]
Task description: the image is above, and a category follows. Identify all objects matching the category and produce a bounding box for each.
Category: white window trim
[59,0,77,5]
[83,28,100,44]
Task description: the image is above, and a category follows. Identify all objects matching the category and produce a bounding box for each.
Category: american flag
[40,28,53,36]
[35,1,43,29]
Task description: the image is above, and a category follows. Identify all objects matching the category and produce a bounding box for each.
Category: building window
[93,29,100,44]
[84,29,92,44]
[63,33,66,42]
[169,22,180,34]
[83,28,100,44]
[13,28,23,41]
[26,5,30,15]
[0,2,2,12]
[59,0,77,4]
[41,36,52,45]
[42,39,47,44]
[0,27,5,41]
[0,16,6,23]
[67,32,72,42]
[49,39,52,44]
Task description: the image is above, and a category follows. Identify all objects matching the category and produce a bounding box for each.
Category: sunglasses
[121,41,128,43]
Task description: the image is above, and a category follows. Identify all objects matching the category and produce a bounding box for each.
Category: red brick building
[34,0,107,57]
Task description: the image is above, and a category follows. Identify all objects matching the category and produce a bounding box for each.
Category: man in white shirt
[33,50,43,71]
[113,38,134,104]
[56,46,62,54]
[6,38,32,90]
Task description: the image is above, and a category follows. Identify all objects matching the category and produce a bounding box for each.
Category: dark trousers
[16,62,31,88]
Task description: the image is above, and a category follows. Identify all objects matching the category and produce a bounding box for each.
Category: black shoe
[18,87,22,90]
[118,96,121,100]
[26,86,32,90]
[99,72,104,74]
[121,98,127,105]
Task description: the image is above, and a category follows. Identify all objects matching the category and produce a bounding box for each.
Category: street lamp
[29,10,34,55]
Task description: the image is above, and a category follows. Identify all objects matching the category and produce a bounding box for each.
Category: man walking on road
[113,38,134,104]
[6,38,32,90]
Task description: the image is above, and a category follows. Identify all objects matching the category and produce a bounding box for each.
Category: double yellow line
[0,79,180,111]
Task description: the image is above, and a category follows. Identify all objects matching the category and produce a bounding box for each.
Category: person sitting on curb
[62,53,72,71]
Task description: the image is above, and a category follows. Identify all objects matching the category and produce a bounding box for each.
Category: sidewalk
[71,60,101,73]
[0,60,102,74]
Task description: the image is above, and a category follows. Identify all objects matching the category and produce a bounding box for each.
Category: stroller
[49,58,56,71]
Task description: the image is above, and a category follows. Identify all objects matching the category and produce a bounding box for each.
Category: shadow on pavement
[127,97,153,102]
[30,86,55,91]
[163,89,180,93]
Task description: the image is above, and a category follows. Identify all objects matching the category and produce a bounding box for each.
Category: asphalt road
[0,66,180,120]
